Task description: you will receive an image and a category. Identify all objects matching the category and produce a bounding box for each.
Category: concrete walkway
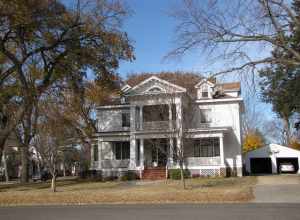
[253,175,300,203]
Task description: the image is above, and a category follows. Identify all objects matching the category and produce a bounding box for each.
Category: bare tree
[33,109,73,192]
[168,0,300,75]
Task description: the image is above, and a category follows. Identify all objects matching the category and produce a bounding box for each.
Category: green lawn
[0,176,257,206]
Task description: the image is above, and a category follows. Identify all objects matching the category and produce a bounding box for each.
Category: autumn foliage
[289,138,300,151]
[243,130,265,153]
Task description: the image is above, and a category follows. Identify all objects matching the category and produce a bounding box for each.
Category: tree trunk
[179,161,186,189]
[0,137,7,161]
[2,150,9,182]
[51,175,56,192]
[20,146,29,183]
[283,117,291,146]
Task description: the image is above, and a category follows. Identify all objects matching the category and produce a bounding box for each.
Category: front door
[151,139,167,167]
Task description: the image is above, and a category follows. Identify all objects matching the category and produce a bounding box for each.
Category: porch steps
[142,168,166,180]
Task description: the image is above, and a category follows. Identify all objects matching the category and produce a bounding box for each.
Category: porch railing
[186,157,221,166]
[101,159,130,169]
[91,161,100,169]
[142,120,176,131]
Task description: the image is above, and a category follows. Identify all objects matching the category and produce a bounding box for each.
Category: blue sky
[65,0,277,138]
[118,0,203,77]
[117,0,277,135]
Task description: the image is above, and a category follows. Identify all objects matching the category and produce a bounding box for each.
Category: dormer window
[201,84,209,98]
[195,80,215,99]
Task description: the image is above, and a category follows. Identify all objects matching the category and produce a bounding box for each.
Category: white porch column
[140,139,144,168]
[130,106,136,131]
[176,137,182,168]
[98,141,102,169]
[91,144,95,168]
[220,134,225,166]
[168,104,172,130]
[129,136,136,170]
[169,138,174,167]
[139,105,143,130]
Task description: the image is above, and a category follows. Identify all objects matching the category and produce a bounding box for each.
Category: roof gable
[126,76,186,95]
[194,79,215,88]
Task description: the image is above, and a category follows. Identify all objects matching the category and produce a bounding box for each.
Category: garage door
[250,158,272,174]
[277,157,299,173]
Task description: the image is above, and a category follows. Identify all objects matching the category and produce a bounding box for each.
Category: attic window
[201,85,209,98]
[202,91,208,98]
[148,87,162,93]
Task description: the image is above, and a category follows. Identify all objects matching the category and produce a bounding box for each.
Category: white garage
[244,144,300,175]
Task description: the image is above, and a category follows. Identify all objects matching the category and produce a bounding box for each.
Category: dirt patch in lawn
[0,176,256,206]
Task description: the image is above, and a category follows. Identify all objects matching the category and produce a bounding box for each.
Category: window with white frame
[114,142,130,160]
[193,138,220,157]
[122,112,130,127]
[200,109,212,123]
[201,84,209,98]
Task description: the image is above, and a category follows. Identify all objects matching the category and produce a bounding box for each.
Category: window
[122,112,130,127]
[148,87,162,93]
[201,84,209,98]
[200,109,212,123]
[136,140,140,165]
[93,145,99,161]
[202,91,208,98]
[194,138,220,157]
[114,142,130,160]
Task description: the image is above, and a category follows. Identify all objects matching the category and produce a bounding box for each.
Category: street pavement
[0,204,300,220]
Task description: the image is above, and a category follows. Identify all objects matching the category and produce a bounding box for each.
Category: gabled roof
[194,79,215,88]
[126,72,202,97]
[216,82,241,91]
[129,75,187,93]
[125,72,241,98]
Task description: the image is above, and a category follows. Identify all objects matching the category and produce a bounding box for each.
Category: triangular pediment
[125,76,186,95]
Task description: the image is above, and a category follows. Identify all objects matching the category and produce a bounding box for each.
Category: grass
[0,176,257,206]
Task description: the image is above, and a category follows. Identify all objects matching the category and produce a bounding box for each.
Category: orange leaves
[289,138,300,150]
[243,130,265,153]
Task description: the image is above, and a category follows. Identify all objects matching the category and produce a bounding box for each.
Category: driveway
[1,204,300,220]
[253,175,300,203]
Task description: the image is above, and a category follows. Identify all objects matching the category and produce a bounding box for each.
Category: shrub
[169,169,190,180]
[120,171,138,181]
[102,176,118,182]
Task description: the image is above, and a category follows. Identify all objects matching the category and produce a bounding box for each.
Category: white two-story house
[91,73,244,179]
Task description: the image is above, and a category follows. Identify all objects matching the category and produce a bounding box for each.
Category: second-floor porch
[130,104,179,132]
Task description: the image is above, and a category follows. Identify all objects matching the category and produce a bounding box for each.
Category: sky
[65,0,278,140]
[118,0,205,77]
[117,0,280,142]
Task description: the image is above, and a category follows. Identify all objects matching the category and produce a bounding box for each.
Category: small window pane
[200,109,212,123]
[122,142,130,159]
[93,145,99,161]
[202,91,208,98]
[122,113,130,127]
[115,142,122,160]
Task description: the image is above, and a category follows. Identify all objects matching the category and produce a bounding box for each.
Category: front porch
[92,130,228,179]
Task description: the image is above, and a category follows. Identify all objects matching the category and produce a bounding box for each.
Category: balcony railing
[91,161,100,169]
[141,120,176,131]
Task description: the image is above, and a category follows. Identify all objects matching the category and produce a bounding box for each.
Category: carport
[244,144,300,175]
